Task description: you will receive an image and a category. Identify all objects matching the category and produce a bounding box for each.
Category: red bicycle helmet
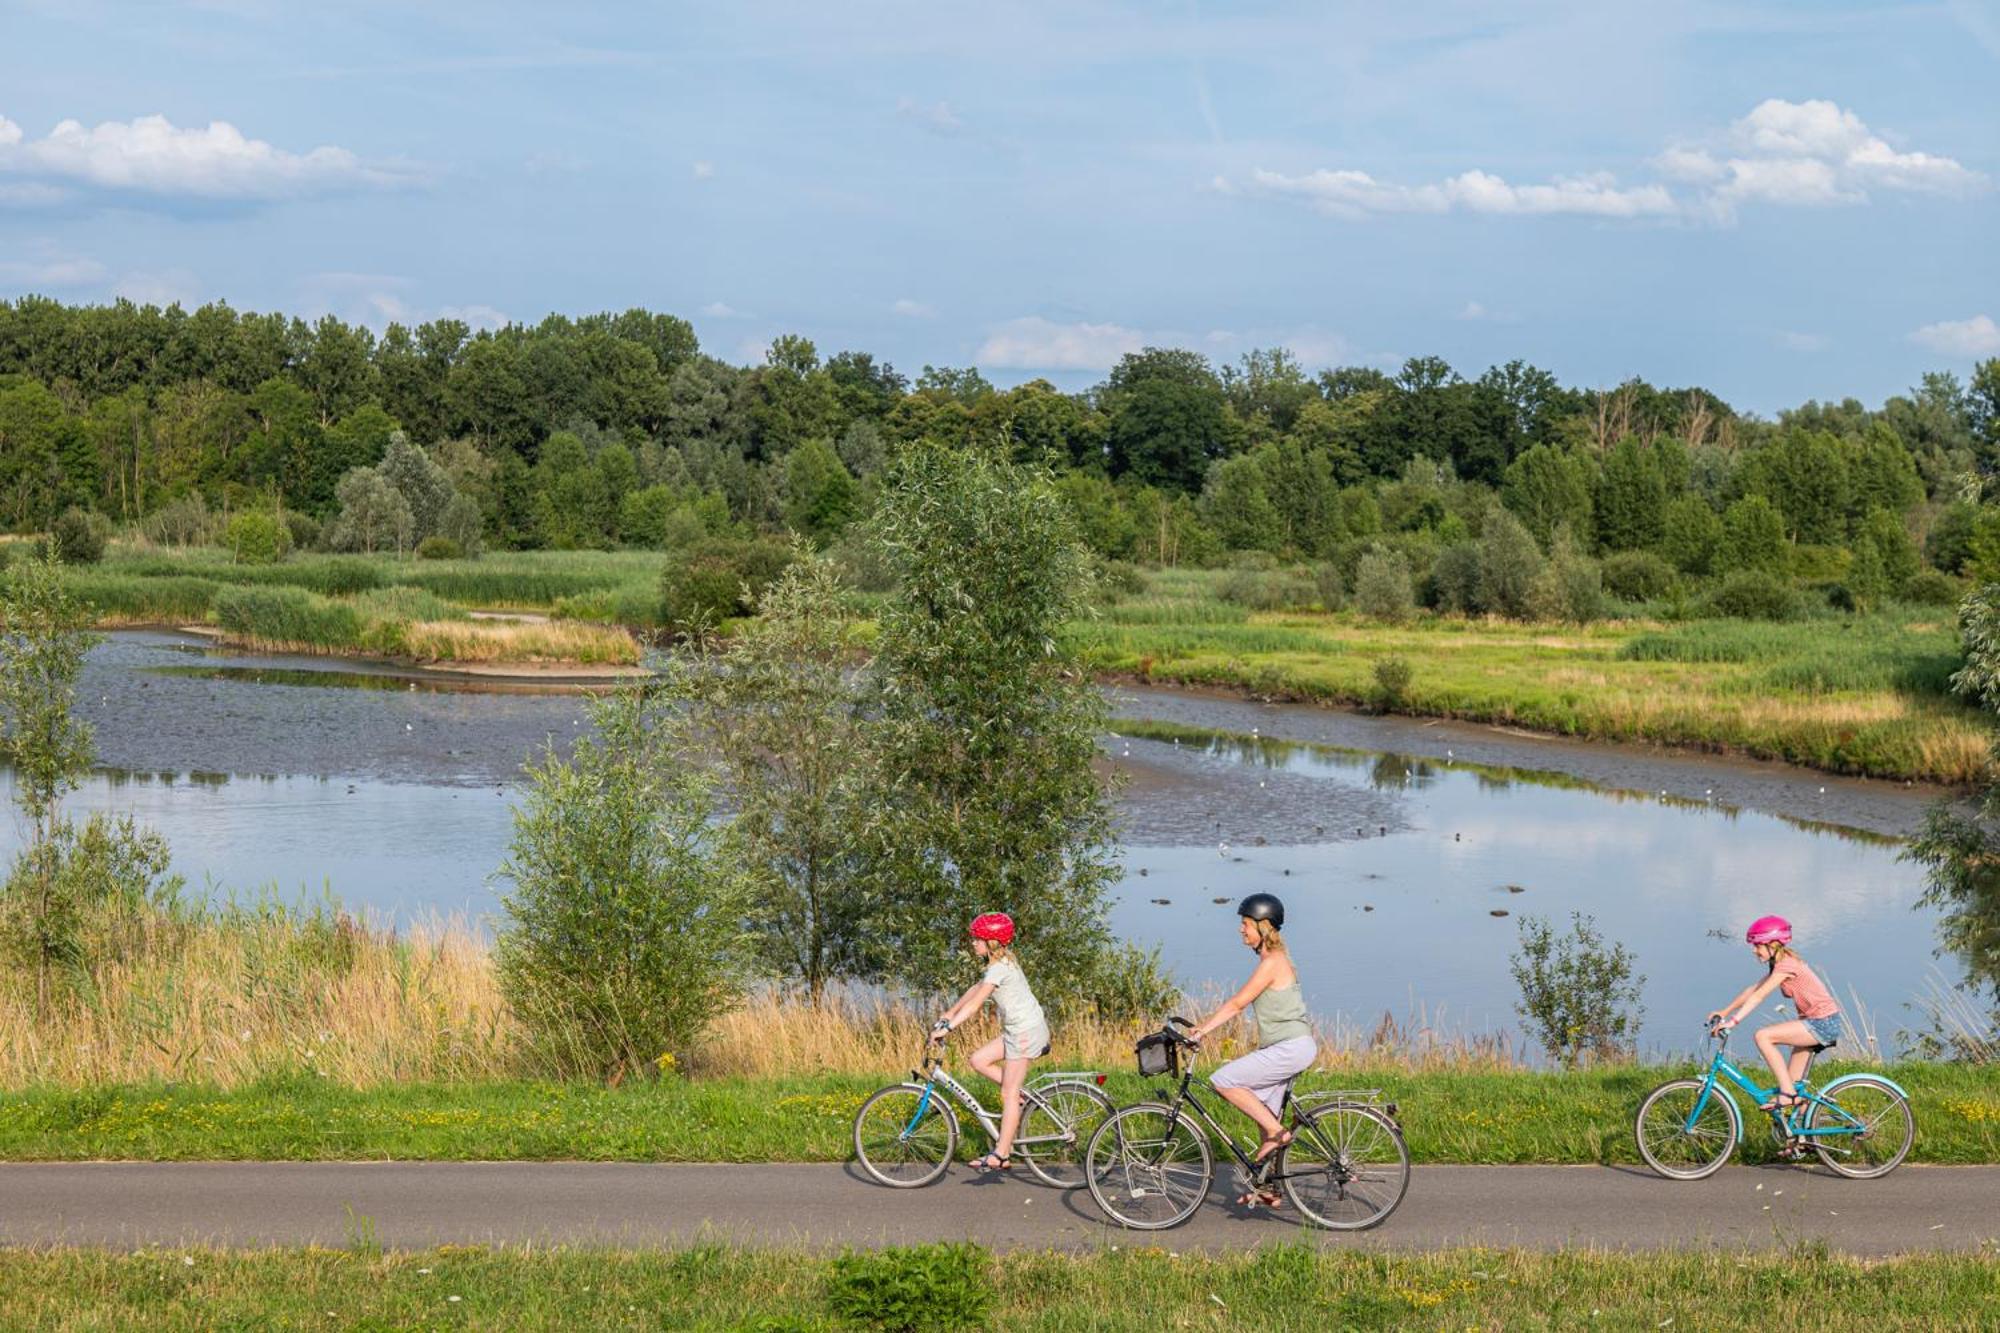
[969,912,1015,944]
[1745,915,1792,945]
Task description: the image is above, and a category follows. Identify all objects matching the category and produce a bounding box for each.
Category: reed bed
[0,913,1518,1092]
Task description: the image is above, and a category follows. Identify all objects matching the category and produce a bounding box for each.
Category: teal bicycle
[1634,1026,1914,1180]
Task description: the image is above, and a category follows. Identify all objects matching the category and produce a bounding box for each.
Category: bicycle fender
[1820,1072,1910,1099]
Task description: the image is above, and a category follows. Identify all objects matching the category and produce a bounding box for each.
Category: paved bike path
[3,1163,1996,1255]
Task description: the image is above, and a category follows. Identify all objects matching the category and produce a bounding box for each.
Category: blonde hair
[1250,919,1286,954]
[981,940,1013,964]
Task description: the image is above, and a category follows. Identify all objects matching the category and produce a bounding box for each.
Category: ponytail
[1253,919,1286,954]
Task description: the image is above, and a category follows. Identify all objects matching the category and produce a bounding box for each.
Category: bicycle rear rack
[1294,1087,1401,1123]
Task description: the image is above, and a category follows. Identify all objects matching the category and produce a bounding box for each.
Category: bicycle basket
[1134,1029,1179,1077]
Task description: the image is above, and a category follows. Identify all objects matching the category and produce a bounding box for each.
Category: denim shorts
[1802,1014,1844,1046]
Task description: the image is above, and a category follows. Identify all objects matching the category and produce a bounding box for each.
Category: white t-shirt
[983,956,1047,1040]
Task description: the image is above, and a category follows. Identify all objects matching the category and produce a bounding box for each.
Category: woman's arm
[1189,957,1280,1043]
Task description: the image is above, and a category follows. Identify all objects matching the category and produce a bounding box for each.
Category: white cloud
[0,111,420,206]
[896,98,964,136]
[976,316,1145,371]
[0,255,107,288]
[891,298,934,318]
[1247,166,1676,220]
[436,304,509,331]
[113,268,203,308]
[1908,315,2000,359]
[692,160,715,180]
[701,301,744,318]
[1239,98,1982,226]
[1775,330,1829,353]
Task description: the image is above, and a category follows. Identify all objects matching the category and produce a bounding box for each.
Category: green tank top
[1251,980,1311,1047]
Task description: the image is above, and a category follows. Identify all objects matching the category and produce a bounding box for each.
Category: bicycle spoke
[1282,1105,1410,1230]
[1635,1080,1737,1180]
[1086,1105,1212,1230]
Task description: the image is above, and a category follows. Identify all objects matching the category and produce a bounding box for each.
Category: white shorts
[1003,1024,1052,1061]
[1210,1035,1318,1116]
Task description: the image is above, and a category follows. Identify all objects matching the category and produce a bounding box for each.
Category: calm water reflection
[0,632,1949,1056]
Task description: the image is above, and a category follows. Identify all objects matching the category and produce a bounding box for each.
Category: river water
[0,631,1963,1057]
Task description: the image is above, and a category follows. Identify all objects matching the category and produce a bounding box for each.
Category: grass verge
[3,1242,1997,1330]
[3,1063,1996,1163]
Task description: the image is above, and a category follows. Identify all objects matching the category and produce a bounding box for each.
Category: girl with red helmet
[929,912,1050,1173]
[1708,915,1845,1112]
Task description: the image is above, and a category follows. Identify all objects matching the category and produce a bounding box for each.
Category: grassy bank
[6,1065,1998,1164]
[5,1243,1998,1330]
[7,907,1997,1164]
[1072,567,1987,784]
[54,545,645,665]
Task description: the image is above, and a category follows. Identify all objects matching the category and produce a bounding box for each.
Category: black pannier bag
[1134,1028,1178,1077]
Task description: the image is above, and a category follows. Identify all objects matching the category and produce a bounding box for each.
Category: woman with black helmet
[1184,892,1316,1207]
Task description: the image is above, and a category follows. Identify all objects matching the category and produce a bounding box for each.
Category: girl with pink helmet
[1707,915,1845,1112]
[929,912,1050,1173]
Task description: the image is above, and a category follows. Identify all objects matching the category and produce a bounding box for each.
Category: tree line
[4,296,2000,609]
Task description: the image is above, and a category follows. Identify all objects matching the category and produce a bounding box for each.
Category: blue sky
[1,1,1995,414]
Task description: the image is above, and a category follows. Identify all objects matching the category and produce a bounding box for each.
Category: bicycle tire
[1807,1077,1914,1179]
[1634,1078,1739,1180]
[1279,1102,1410,1230]
[853,1082,959,1188]
[1084,1102,1213,1230]
[1018,1081,1116,1189]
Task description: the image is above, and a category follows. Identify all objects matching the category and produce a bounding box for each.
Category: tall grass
[204,582,640,665]
[211,585,364,651]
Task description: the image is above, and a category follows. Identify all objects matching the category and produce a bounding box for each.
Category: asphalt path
[3,1163,1996,1255]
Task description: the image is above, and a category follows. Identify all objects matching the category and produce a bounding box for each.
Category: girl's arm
[934,982,996,1036]
[1717,974,1784,1027]
[1707,982,1757,1023]
[1188,957,1281,1043]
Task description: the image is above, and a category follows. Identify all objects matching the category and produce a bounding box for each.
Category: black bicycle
[1082,1016,1411,1230]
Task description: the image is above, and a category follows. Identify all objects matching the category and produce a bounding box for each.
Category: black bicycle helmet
[1237,893,1285,930]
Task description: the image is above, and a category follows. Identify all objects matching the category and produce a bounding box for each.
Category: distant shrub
[1426,542,1481,613]
[51,508,105,565]
[283,510,323,552]
[658,536,795,634]
[1599,551,1677,602]
[1925,502,1979,577]
[1225,548,1280,572]
[1373,655,1413,711]
[1353,546,1415,624]
[1474,509,1544,618]
[415,536,463,561]
[1702,570,1801,621]
[1528,547,1605,623]
[1900,569,1963,607]
[224,510,292,566]
[1096,559,1147,599]
[1312,562,1345,611]
[1220,564,1317,612]
[142,495,215,548]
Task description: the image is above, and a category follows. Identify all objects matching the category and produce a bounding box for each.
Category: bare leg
[969,1035,1004,1086]
[994,1056,1030,1158]
[1754,1021,1816,1099]
[1216,1085,1285,1155]
[1787,1046,1815,1091]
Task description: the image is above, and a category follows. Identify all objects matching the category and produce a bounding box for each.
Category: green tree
[707,549,876,1000]
[1741,429,1850,544]
[1475,507,1545,618]
[1592,438,1666,553]
[1053,471,1136,559]
[1501,444,1594,548]
[782,437,859,542]
[328,467,415,555]
[1199,454,1280,552]
[1510,912,1645,1068]
[496,682,752,1081]
[377,431,456,542]
[1846,538,1889,611]
[1658,496,1724,575]
[865,443,1126,1005]
[1719,495,1787,574]
[1859,509,1918,592]
[224,509,292,565]
[1353,546,1415,623]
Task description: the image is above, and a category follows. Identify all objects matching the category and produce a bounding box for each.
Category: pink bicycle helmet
[969,912,1015,944]
[1745,915,1792,945]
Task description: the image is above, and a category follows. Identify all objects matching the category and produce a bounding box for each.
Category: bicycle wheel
[1018,1081,1116,1189]
[1635,1079,1739,1180]
[1279,1102,1411,1230]
[1084,1102,1213,1230]
[1806,1077,1914,1179]
[853,1082,959,1188]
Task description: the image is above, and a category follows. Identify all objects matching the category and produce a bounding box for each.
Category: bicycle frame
[1148,1058,1336,1188]
[1684,1036,1867,1142]
[899,1054,1095,1150]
